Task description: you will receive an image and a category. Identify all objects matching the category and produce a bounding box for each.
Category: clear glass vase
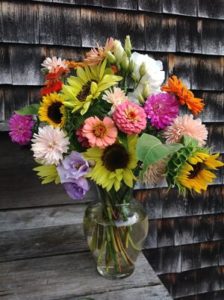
[83,187,149,279]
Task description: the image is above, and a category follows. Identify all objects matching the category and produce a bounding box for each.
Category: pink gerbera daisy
[144,93,179,129]
[164,114,208,146]
[9,113,34,145]
[113,100,147,135]
[82,116,117,149]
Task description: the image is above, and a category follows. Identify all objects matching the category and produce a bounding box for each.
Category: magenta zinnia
[144,93,179,129]
[164,114,208,146]
[9,113,34,145]
[113,100,147,134]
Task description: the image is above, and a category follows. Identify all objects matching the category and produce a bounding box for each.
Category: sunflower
[39,93,66,127]
[175,152,223,194]
[84,135,138,191]
[62,59,122,115]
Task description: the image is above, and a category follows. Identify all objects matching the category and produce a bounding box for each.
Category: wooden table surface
[0,202,172,300]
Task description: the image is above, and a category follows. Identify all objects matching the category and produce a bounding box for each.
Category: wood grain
[0,253,169,300]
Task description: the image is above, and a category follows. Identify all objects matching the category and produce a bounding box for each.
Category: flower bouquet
[9,36,223,278]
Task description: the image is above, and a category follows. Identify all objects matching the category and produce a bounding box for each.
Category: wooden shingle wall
[0,1,223,299]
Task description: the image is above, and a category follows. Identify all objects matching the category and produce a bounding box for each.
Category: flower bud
[137,93,145,105]
[106,51,116,64]
[121,53,129,71]
[143,84,151,99]
[124,35,132,57]
[113,40,125,63]
[139,63,147,77]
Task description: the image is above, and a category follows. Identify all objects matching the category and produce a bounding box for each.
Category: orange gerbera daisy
[83,38,114,66]
[162,75,204,115]
[66,60,85,69]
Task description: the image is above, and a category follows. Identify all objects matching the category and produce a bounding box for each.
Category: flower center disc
[189,162,203,179]
[47,102,63,124]
[93,124,106,138]
[102,144,129,172]
[77,81,91,102]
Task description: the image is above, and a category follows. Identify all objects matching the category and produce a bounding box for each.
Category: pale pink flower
[31,126,69,165]
[41,57,68,73]
[82,116,117,149]
[113,101,147,135]
[164,114,208,146]
[142,160,166,185]
[102,87,128,113]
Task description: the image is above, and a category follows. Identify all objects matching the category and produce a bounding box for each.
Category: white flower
[41,56,68,73]
[31,126,69,165]
[129,52,165,102]
[102,87,128,113]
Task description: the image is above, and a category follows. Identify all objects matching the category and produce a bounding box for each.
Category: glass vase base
[97,265,135,279]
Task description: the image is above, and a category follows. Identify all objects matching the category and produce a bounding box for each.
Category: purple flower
[144,93,179,129]
[57,151,89,183]
[63,178,89,200]
[9,113,34,145]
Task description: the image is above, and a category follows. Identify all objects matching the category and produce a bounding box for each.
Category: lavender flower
[57,151,89,183]
[63,178,89,200]
[57,151,90,200]
[144,93,179,130]
[9,113,34,145]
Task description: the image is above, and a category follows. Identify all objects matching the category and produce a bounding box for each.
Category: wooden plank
[191,56,223,91]
[144,246,181,275]
[0,2,2,42]
[207,124,224,153]
[0,224,86,262]
[138,0,162,13]
[0,204,86,232]
[103,0,138,10]
[202,19,224,55]
[145,15,176,52]
[2,86,30,121]
[10,46,44,85]
[199,92,224,123]
[163,0,197,17]
[178,290,224,300]
[0,46,12,84]
[81,8,116,47]
[116,11,145,50]
[2,1,39,44]
[176,18,201,54]
[198,0,224,20]
[39,4,81,46]
[0,253,169,299]
[75,285,171,300]
[168,54,192,87]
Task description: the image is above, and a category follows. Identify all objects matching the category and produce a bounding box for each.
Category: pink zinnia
[82,116,117,149]
[113,101,147,135]
[9,113,34,145]
[164,114,208,146]
[144,93,179,129]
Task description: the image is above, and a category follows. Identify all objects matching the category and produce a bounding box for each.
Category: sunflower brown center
[102,144,129,172]
[77,81,91,102]
[47,102,63,124]
[189,162,203,179]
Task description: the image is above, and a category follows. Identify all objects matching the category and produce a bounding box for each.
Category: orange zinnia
[162,75,204,115]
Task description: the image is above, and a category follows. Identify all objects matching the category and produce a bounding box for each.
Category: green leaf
[137,133,183,170]
[16,104,40,115]
[181,135,199,147]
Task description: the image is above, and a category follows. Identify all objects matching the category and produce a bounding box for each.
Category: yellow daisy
[61,59,122,115]
[84,135,138,191]
[176,152,223,193]
[39,93,66,127]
